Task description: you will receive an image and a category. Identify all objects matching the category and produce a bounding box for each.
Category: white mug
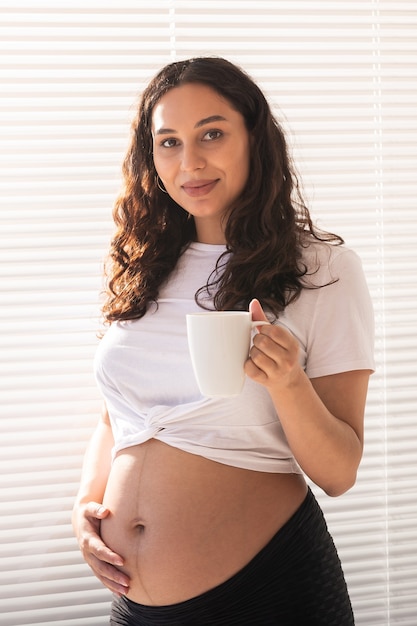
[186,311,269,397]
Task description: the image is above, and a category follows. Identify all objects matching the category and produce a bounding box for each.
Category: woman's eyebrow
[195,115,227,128]
[154,115,227,135]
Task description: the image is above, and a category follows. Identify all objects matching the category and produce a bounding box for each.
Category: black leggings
[110,488,354,625]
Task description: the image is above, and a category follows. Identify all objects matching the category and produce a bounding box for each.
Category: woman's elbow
[319,467,359,498]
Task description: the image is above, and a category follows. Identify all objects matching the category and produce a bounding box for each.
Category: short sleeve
[304,248,375,379]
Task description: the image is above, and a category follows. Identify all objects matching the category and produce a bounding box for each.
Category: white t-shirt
[94,240,375,473]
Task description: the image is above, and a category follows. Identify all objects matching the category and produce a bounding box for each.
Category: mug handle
[251,321,270,329]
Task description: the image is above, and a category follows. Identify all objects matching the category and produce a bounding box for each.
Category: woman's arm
[246,299,371,496]
[72,405,130,595]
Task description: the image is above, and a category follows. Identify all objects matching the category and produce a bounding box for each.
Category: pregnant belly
[101,439,307,606]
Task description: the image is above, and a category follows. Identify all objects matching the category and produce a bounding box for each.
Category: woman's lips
[181,179,218,197]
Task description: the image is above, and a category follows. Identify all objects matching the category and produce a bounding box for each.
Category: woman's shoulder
[299,236,362,284]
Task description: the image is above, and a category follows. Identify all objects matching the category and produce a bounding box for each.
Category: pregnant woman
[72,57,374,625]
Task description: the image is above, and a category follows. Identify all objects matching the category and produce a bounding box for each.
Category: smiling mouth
[182,180,218,197]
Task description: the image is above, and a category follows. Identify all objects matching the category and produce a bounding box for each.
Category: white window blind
[0,1,416,625]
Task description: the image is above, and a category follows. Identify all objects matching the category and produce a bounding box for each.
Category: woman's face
[151,83,251,244]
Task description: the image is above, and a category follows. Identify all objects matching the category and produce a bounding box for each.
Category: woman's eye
[161,138,178,148]
[203,130,222,141]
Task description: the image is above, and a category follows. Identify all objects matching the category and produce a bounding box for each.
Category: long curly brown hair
[103,56,342,322]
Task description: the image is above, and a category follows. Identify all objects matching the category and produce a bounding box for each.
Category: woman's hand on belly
[74,500,131,596]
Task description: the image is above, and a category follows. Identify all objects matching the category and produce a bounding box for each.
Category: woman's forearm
[72,412,114,531]
[268,368,370,496]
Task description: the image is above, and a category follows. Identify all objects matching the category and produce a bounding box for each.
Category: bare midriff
[101,439,307,606]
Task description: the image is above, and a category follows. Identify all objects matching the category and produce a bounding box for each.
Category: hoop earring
[157,176,168,194]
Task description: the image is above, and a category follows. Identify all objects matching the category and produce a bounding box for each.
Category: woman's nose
[180,144,205,171]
